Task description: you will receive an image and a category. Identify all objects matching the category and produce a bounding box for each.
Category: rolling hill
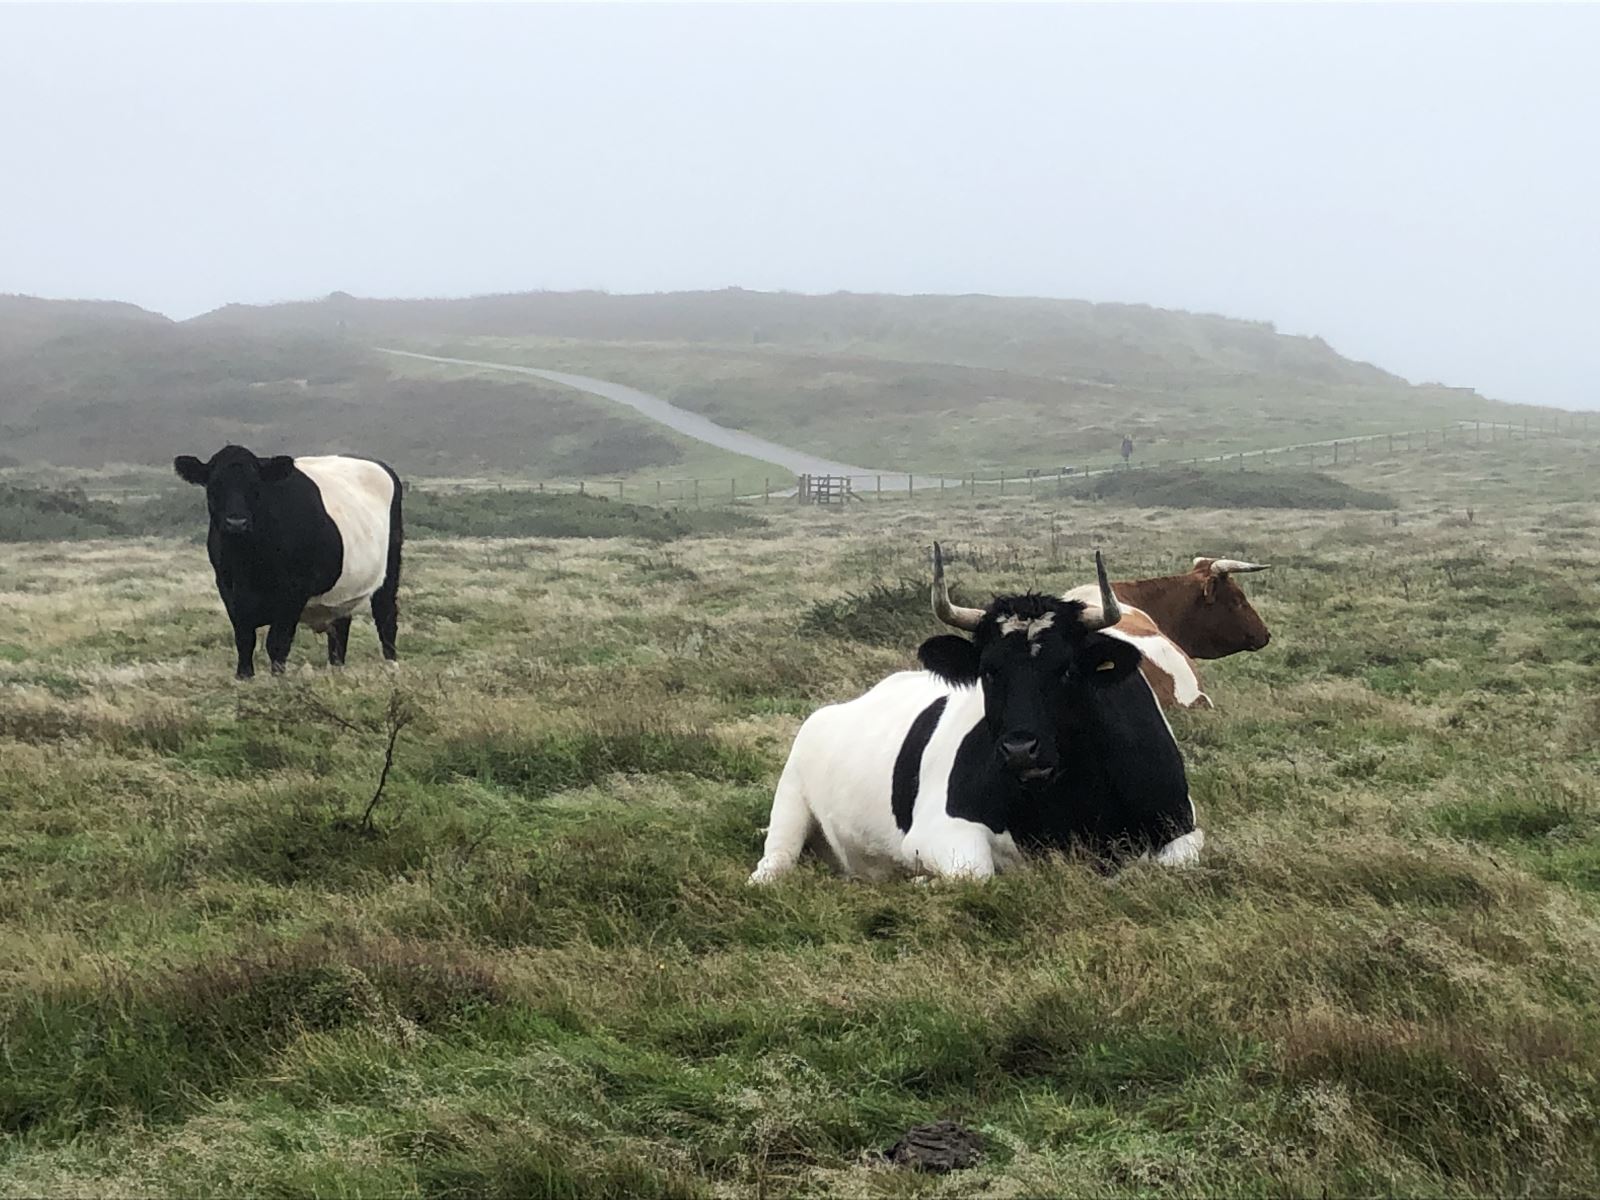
[2,288,1561,479]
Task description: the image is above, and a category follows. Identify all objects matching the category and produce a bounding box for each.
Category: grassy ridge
[0,484,760,543]
[0,435,1597,1194]
[1066,466,1396,510]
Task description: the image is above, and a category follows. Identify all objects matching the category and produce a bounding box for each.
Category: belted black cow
[174,445,403,678]
[749,548,1200,883]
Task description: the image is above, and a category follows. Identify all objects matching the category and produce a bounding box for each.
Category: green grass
[0,434,1598,1196]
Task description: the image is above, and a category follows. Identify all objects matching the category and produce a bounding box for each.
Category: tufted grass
[0,434,1598,1196]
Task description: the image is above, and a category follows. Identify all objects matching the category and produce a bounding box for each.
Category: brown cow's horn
[931,542,984,631]
[1208,558,1271,576]
[1079,550,1123,631]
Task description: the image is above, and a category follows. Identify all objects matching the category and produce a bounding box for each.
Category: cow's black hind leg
[327,617,352,666]
[266,618,298,675]
[371,585,399,662]
[233,622,257,680]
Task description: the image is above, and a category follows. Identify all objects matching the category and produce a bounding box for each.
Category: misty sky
[2,2,1596,410]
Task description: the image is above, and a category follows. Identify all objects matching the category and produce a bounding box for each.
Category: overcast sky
[2,2,1595,409]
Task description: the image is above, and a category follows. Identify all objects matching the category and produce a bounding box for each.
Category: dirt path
[379,348,941,483]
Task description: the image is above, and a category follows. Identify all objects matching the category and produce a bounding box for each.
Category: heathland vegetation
[0,430,1597,1195]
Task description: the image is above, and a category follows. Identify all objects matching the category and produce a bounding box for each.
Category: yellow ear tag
[1097,660,1117,672]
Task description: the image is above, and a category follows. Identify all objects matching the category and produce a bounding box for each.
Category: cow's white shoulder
[295,456,395,615]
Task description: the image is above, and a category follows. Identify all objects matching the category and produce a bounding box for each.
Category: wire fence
[423,414,1597,507]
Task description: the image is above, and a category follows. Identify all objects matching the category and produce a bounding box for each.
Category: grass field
[1,434,1597,1196]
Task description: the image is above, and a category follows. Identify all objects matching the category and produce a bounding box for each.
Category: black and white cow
[749,548,1201,883]
[174,445,403,678]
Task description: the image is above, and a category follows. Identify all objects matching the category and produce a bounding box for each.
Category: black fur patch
[892,696,948,832]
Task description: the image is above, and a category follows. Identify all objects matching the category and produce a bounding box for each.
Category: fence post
[1333,442,1339,465]
[940,475,946,498]
[693,478,699,507]
[908,473,914,498]
[999,471,1006,496]
[1388,434,1393,454]
[876,474,882,500]
[539,481,545,493]
[579,480,585,495]
[656,480,662,501]
[764,478,770,504]
[1475,421,1481,444]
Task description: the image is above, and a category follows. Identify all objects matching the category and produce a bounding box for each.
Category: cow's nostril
[999,735,1040,762]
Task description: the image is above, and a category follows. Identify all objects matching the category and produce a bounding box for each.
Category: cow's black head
[173,445,295,536]
[919,547,1143,782]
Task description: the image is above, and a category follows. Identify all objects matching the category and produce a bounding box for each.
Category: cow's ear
[259,455,296,483]
[918,635,980,685]
[1080,633,1142,686]
[173,455,209,486]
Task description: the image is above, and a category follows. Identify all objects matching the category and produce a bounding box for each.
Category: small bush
[801,579,934,646]
[0,485,128,540]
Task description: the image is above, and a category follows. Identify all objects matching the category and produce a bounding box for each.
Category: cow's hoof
[269,662,287,676]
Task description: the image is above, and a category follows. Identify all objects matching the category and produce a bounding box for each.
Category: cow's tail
[371,461,404,661]
[747,757,814,885]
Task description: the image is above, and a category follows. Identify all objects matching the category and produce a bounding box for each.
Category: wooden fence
[428,415,1597,507]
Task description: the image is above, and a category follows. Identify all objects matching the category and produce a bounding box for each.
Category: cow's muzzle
[222,516,252,534]
[997,734,1054,781]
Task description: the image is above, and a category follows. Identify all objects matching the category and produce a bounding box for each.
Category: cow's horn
[931,542,984,631]
[1207,558,1271,576]
[1079,550,1123,631]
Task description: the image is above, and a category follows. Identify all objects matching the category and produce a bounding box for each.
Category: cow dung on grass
[880,1121,985,1172]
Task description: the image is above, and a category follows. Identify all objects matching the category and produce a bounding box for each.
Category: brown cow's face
[1184,566,1271,657]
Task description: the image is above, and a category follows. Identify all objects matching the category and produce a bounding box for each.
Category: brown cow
[1065,558,1271,709]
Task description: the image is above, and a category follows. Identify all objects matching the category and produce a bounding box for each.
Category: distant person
[1121,435,1134,463]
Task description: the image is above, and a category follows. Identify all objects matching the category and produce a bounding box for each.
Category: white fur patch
[294,456,395,618]
[1154,828,1205,867]
[997,612,1055,640]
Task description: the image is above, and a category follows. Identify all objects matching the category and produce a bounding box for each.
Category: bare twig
[360,688,418,834]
